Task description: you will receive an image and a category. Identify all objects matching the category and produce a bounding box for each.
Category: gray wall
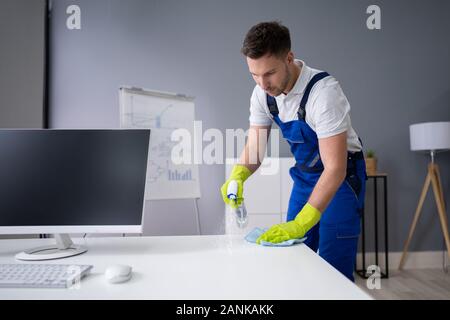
[0,0,46,240]
[0,0,46,128]
[49,0,450,252]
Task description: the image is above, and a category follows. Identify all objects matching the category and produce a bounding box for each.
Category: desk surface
[0,235,372,300]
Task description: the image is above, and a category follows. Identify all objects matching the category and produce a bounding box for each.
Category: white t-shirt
[249,60,362,152]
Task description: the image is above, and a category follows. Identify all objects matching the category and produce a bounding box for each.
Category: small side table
[356,173,389,279]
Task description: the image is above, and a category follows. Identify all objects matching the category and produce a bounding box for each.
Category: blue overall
[267,72,367,282]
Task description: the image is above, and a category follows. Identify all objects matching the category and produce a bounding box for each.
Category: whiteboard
[119,87,201,200]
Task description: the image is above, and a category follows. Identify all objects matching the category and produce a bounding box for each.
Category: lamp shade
[410,121,450,151]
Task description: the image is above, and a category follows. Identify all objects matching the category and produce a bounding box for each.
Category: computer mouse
[104,264,132,284]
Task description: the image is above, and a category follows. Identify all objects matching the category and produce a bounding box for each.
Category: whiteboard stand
[194,198,202,235]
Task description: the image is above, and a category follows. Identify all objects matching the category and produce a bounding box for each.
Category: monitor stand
[15,234,88,261]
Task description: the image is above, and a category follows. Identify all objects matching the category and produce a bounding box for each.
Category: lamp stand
[399,152,450,270]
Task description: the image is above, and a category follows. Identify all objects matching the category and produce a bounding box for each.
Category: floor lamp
[399,121,450,270]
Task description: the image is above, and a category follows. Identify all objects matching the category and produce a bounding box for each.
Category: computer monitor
[0,129,150,261]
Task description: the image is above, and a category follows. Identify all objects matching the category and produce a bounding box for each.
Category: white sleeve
[309,81,351,139]
[249,86,272,126]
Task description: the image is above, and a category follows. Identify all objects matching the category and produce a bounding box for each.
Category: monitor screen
[0,129,150,234]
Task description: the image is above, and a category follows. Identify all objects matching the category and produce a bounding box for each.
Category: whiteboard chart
[119,87,201,200]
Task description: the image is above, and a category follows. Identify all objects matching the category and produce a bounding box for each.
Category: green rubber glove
[256,203,321,244]
[221,164,252,209]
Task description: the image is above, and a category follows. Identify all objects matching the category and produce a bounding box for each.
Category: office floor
[354,268,450,299]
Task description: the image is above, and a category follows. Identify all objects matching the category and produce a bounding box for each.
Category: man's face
[247,52,292,97]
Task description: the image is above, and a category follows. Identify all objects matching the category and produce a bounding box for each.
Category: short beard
[280,64,291,95]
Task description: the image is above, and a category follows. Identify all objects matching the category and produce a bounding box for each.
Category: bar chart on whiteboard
[119,87,201,200]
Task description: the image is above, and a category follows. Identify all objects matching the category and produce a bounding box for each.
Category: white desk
[0,235,372,300]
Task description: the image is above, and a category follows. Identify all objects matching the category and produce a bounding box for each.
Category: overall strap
[266,94,279,116]
[298,71,330,120]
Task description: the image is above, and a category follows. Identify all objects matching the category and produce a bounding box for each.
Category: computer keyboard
[0,264,93,288]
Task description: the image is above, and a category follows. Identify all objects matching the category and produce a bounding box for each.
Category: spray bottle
[226,180,248,228]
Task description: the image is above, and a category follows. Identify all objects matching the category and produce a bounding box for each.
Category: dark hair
[241,21,291,59]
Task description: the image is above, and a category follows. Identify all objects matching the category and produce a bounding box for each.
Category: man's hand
[257,203,321,244]
[221,165,252,209]
[256,221,306,244]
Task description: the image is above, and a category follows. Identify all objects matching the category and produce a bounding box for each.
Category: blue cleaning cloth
[245,227,307,247]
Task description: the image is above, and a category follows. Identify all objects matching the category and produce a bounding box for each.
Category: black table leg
[362,204,366,275]
[356,175,389,279]
[374,178,379,269]
[384,176,389,278]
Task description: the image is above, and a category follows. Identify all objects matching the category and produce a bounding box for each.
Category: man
[221,21,367,282]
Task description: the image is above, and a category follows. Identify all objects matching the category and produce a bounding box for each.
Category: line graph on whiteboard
[119,87,201,200]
